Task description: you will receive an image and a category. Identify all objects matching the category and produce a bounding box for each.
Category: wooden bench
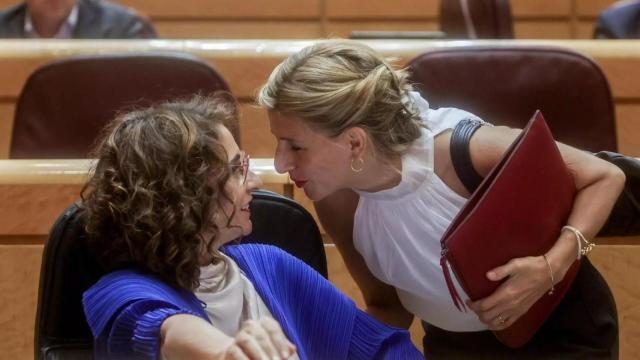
[0,39,639,161]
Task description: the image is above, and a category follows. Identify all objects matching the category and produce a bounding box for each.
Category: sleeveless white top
[353,92,489,331]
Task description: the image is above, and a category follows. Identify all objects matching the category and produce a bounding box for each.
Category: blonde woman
[258,40,623,359]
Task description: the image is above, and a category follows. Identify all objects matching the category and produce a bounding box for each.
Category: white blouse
[193,254,300,360]
[353,92,490,331]
[195,252,274,336]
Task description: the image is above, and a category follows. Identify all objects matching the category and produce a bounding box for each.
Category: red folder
[439,111,581,348]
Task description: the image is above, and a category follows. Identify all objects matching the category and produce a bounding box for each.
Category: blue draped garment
[83,244,423,359]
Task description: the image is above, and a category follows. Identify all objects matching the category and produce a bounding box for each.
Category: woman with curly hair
[80,94,423,360]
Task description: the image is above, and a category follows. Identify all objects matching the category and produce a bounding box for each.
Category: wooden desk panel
[155,21,323,40]
[576,0,618,17]
[0,244,43,360]
[511,0,571,17]
[325,0,437,19]
[0,102,14,159]
[114,0,321,19]
[1,39,639,158]
[326,20,440,38]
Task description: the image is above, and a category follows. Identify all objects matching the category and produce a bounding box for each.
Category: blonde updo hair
[257,39,424,158]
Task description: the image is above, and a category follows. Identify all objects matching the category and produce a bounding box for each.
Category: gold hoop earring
[351,158,364,173]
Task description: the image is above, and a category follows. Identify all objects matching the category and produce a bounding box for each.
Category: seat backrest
[439,0,514,39]
[35,190,325,360]
[407,46,617,152]
[11,52,233,159]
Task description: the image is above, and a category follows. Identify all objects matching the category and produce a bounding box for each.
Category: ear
[342,127,368,158]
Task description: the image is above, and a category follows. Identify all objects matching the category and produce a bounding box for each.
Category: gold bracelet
[542,254,555,296]
[562,225,595,257]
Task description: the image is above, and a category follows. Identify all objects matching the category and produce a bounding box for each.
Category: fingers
[260,318,296,359]
[225,344,251,360]
[232,319,296,360]
[486,258,519,282]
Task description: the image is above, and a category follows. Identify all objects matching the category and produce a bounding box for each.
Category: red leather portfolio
[439,111,581,348]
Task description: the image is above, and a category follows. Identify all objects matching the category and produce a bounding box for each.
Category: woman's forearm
[161,314,233,360]
[546,163,625,281]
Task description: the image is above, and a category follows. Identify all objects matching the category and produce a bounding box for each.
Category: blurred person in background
[0,0,156,38]
[594,0,640,39]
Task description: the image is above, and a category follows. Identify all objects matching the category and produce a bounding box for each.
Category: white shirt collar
[24,4,79,39]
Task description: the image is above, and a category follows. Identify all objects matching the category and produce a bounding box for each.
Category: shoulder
[77,0,156,38]
[224,243,298,267]
[80,0,137,18]
[595,1,640,38]
[425,107,486,136]
[0,2,26,36]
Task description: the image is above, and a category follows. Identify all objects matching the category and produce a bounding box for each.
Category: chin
[303,186,331,202]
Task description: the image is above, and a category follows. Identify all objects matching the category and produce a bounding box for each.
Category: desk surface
[0,158,288,184]
[0,39,639,58]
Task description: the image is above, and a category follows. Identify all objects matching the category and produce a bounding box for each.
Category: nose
[274,145,294,174]
[245,171,262,191]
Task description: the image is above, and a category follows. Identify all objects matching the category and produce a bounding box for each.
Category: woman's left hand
[466,255,555,330]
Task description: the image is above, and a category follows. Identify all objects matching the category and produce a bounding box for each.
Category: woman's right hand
[223,318,297,360]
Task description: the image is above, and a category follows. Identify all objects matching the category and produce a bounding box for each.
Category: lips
[293,180,307,188]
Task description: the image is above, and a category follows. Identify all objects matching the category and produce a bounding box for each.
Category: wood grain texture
[155,21,322,39]
[576,0,619,18]
[325,0,437,19]
[616,104,640,157]
[0,102,14,159]
[0,184,82,235]
[113,0,321,18]
[0,244,44,360]
[590,245,640,360]
[511,0,571,17]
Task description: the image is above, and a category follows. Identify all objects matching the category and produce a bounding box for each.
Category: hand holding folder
[440,111,581,348]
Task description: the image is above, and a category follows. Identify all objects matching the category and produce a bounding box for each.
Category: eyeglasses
[230,151,250,185]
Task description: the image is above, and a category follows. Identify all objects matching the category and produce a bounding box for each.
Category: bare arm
[314,188,414,329]
[459,125,625,329]
[161,315,296,360]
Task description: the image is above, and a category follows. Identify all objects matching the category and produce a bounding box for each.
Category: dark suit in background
[594,0,640,39]
[0,0,156,38]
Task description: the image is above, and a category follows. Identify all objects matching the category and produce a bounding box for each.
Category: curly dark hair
[81,94,239,290]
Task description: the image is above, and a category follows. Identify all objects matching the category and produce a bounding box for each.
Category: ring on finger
[497,314,506,325]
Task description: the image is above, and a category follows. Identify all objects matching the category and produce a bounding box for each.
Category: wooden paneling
[155,21,323,40]
[326,21,440,38]
[238,103,275,158]
[0,57,51,98]
[616,104,640,157]
[0,244,43,360]
[0,184,82,235]
[590,245,640,360]
[115,0,321,19]
[0,102,14,159]
[211,57,283,100]
[511,0,571,17]
[576,0,618,17]
[577,21,598,39]
[325,0,437,19]
[1,40,639,162]
[514,21,572,39]
[599,59,640,100]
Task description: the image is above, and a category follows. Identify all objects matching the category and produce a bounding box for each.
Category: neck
[351,153,403,193]
[30,12,68,38]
